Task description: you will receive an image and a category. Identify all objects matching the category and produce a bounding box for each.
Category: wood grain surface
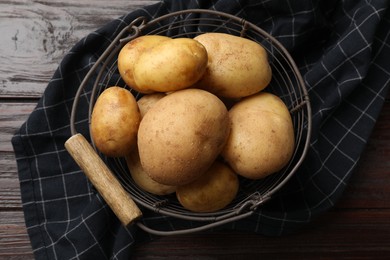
[0,0,157,99]
[1,1,389,259]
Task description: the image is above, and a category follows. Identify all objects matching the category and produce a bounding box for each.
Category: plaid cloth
[12,0,390,259]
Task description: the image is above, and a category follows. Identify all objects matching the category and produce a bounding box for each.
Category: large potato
[133,38,208,93]
[137,88,230,186]
[117,35,170,93]
[194,33,272,98]
[176,161,239,213]
[90,86,140,157]
[221,92,295,179]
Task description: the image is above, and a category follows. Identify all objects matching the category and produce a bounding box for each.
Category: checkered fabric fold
[12,0,390,259]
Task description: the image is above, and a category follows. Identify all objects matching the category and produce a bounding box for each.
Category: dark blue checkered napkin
[12,0,390,259]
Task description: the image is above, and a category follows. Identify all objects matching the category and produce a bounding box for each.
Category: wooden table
[1,1,389,259]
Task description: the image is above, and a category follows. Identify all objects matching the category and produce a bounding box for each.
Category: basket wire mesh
[69,9,312,235]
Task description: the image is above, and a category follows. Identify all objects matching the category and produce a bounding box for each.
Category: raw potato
[133,38,208,92]
[118,35,171,93]
[90,86,140,157]
[137,93,166,118]
[124,91,175,195]
[221,92,295,179]
[137,88,230,186]
[194,33,272,98]
[176,161,239,213]
[125,148,176,196]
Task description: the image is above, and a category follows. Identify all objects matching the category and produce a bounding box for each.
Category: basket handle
[65,133,143,226]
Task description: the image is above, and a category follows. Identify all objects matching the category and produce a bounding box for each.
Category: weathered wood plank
[0,0,159,98]
[133,210,390,259]
[0,212,33,259]
[0,102,36,152]
[1,209,389,259]
[0,175,23,210]
[0,149,19,186]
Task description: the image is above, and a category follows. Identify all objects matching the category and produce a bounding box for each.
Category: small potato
[90,86,140,157]
[118,35,171,93]
[125,148,176,196]
[137,93,166,118]
[137,89,230,186]
[176,161,239,213]
[221,92,295,179]
[133,38,208,92]
[194,33,272,98]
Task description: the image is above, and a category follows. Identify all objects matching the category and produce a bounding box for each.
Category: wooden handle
[65,133,142,226]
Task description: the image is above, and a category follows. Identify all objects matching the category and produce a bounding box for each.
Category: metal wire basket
[67,9,312,236]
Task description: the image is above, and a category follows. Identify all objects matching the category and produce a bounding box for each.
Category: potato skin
[117,35,170,93]
[137,88,230,186]
[90,86,140,157]
[176,161,239,213]
[194,33,272,98]
[125,148,176,196]
[137,93,166,118]
[133,38,208,92]
[221,92,295,179]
